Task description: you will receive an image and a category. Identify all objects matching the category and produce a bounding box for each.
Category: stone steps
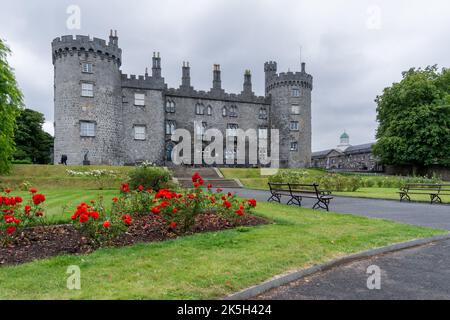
[169,166,241,188]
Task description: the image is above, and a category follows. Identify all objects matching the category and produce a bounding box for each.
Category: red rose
[236,209,244,216]
[199,179,204,186]
[103,221,111,229]
[169,221,177,229]
[4,188,11,194]
[193,182,200,188]
[248,199,257,207]
[151,206,161,215]
[14,219,21,224]
[35,211,44,217]
[228,192,233,197]
[207,184,213,189]
[222,200,232,209]
[216,188,223,193]
[138,185,144,191]
[79,214,89,223]
[32,194,45,205]
[112,197,118,203]
[172,208,178,213]
[4,215,14,224]
[29,187,38,194]
[90,200,95,204]
[24,205,31,215]
[120,183,130,193]
[6,226,16,235]
[89,211,99,219]
[192,172,201,182]
[15,196,23,203]
[122,214,132,226]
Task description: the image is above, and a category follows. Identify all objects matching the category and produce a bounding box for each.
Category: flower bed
[0,173,268,266]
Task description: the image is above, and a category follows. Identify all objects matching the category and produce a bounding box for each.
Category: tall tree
[14,109,54,164]
[373,66,450,170]
[0,39,23,174]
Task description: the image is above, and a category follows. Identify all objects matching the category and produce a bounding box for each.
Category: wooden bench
[268,183,334,211]
[399,183,450,204]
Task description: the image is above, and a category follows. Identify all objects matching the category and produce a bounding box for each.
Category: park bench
[398,183,450,204]
[268,182,334,211]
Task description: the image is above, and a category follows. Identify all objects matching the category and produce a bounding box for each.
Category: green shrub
[128,165,172,191]
[12,159,32,165]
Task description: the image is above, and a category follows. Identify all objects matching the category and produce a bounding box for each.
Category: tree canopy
[14,108,54,164]
[0,39,23,174]
[373,66,450,168]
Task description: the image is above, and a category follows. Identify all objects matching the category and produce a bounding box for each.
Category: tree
[14,109,54,164]
[0,39,23,174]
[373,66,450,170]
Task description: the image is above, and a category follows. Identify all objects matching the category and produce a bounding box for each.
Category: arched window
[230,105,238,117]
[259,107,267,119]
[166,100,175,113]
[207,105,212,116]
[222,106,228,117]
[195,103,204,115]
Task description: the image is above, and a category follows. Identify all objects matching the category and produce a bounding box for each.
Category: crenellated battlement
[165,87,269,105]
[266,70,313,92]
[120,73,166,90]
[52,34,122,66]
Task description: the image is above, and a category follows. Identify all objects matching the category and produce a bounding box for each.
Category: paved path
[223,188,450,300]
[255,239,450,300]
[224,188,450,230]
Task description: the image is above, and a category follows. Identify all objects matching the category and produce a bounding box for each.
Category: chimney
[152,52,161,78]
[212,64,221,90]
[108,29,119,47]
[181,61,191,88]
[243,70,252,94]
[301,62,306,73]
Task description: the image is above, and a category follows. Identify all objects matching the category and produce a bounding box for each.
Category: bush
[12,159,32,165]
[128,165,172,191]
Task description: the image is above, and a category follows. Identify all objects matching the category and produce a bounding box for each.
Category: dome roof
[340,132,349,139]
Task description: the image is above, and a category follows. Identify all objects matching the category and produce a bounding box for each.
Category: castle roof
[340,132,349,139]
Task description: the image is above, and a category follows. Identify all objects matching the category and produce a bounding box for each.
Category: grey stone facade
[52,31,313,168]
[311,133,383,172]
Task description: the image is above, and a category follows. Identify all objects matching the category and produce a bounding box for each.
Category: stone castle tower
[52,31,313,168]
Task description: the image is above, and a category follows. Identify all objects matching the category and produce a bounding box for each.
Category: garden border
[224,233,450,300]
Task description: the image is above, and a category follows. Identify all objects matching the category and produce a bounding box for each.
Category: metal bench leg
[268,194,281,203]
[287,196,301,206]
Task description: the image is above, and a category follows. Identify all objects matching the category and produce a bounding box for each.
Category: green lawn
[0,164,132,190]
[0,201,445,300]
[335,187,450,203]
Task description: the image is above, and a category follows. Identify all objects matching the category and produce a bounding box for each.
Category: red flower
[151,206,161,215]
[120,183,130,193]
[228,192,233,197]
[210,197,216,204]
[15,196,23,203]
[89,211,99,219]
[103,221,111,229]
[236,209,244,216]
[221,195,226,201]
[35,211,44,217]
[192,172,201,182]
[193,182,200,188]
[248,199,257,207]
[90,200,95,204]
[4,188,11,194]
[112,197,119,203]
[138,185,144,191]
[207,184,213,189]
[29,187,38,194]
[199,179,204,186]
[24,205,31,215]
[32,194,45,205]
[14,219,21,224]
[4,215,14,224]
[222,200,232,209]
[122,214,132,226]
[216,188,223,193]
[79,214,89,223]
[169,221,177,229]
[172,208,178,213]
[6,226,16,235]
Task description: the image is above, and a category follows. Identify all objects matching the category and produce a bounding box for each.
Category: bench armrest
[320,190,332,195]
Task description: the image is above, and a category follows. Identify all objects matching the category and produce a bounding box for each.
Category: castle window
[207,105,212,116]
[292,88,300,97]
[222,106,228,117]
[82,63,93,73]
[195,103,204,115]
[165,120,176,135]
[81,83,93,97]
[229,105,238,117]
[291,105,300,115]
[290,121,299,131]
[134,93,145,106]
[134,125,146,140]
[80,121,95,137]
[290,141,298,151]
[166,100,175,113]
[195,122,207,140]
[259,108,268,119]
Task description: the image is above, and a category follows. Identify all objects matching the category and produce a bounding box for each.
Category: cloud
[1,0,449,151]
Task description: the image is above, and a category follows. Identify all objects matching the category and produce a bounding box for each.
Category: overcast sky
[1,0,449,151]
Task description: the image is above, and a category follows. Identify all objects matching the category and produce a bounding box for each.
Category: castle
[52,31,313,168]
